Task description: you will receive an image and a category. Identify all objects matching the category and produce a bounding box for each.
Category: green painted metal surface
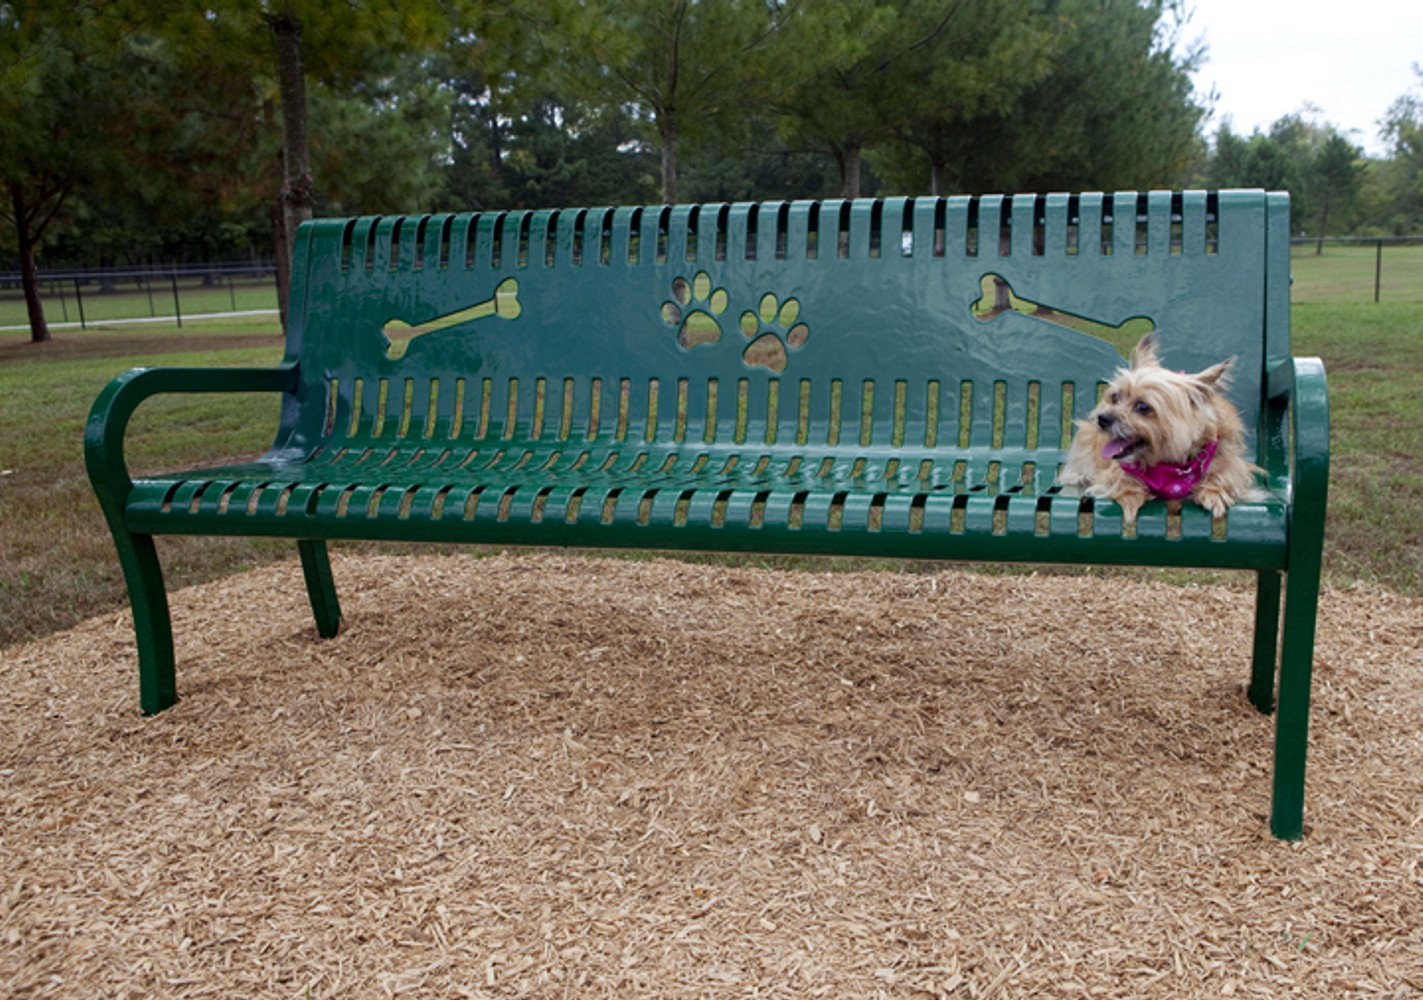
[86,190,1329,839]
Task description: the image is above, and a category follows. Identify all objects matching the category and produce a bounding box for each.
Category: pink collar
[1121,440,1218,500]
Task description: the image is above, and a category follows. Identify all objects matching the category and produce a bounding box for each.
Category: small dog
[1059,334,1265,522]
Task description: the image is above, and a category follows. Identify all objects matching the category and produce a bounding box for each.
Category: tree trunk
[992,276,1012,316]
[270,11,313,329]
[660,115,678,205]
[929,159,945,198]
[271,195,292,331]
[840,141,862,200]
[10,182,51,344]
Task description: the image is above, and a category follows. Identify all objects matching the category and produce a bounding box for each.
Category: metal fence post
[1374,239,1382,304]
[74,276,86,330]
[170,269,183,328]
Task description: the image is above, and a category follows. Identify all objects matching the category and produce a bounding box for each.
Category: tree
[148,1,458,325]
[942,0,1203,193]
[1307,132,1363,250]
[768,0,901,199]
[880,1,1056,195]
[1202,123,1251,188]
[1203,126,1305,222]
[1202,113,1363,237]
[547,0,790,204]
[797,0,1204,198]
[306,59,455,216]
[1379,66,1423,233]
[3,1,489,343]
[0,3,130,342]
[782,0,1056,198]
[434,35,661,213]
[678,123,841,202]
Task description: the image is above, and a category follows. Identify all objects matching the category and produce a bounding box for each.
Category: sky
[1178,0,1423,156]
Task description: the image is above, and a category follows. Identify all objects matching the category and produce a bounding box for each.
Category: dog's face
[1086,334,1233,467]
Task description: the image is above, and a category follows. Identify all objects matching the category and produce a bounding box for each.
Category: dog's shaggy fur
[1058,334,1265,522]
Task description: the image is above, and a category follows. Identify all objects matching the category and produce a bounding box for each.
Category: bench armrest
[1263,356,1330,518]
[85,365,300,516]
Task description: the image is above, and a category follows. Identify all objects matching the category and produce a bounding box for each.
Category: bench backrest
[280,190,1290,473]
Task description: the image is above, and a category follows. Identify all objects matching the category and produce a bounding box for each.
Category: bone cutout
[971,273,1154,342]
[382,277,522,360]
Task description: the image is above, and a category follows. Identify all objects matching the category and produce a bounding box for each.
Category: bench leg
[1269,564,1323,841]
[1248,570,1281,713]
[298,539,342,639]
[113,529,178,715]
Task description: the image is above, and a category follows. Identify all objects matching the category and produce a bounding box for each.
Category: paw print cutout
[740,293,809,373]
[661,271,728,349]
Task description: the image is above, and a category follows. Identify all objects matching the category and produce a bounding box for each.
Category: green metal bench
[86,190,1329,839]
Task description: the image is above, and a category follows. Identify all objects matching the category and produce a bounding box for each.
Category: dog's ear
[1186,357,1234,405]
[1192,356,1233,390]
[1129,333,1161,370]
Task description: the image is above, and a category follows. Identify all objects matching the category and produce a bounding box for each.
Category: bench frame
[87,190,1328,839]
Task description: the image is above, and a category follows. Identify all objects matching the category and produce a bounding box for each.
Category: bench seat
[121,445,1289,568]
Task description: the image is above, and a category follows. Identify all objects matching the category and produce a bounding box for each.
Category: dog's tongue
[1101,437,1135,460]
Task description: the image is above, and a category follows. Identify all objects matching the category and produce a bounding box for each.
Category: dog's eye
[1133,401,1154,416]
[1109,392,1120,404]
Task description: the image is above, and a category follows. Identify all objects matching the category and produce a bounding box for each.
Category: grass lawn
[0,321,288,645]
[1294,301,1423,593]
[1,297,1419,649]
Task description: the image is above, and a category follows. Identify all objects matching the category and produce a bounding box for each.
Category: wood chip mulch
[3,551,1421,998]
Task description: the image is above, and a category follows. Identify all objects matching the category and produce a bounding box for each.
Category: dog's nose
[1096,413,1116,432]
